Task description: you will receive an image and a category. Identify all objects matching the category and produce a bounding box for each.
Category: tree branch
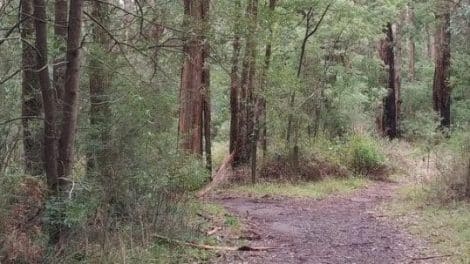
[0,68,21,85]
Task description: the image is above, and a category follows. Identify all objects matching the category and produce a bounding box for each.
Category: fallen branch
[154,234,273,251]
[197,152,234,197]
[207,227,222,236]
[410,254,453,262]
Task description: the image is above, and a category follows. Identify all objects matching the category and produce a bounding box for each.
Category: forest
[0,0,469,263]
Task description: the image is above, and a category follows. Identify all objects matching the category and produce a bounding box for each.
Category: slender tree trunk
[21,0,43,176]
[392,21,402,135]
[53,0,68,131]
[286,4,331,162]
[406,4,416,81]
[88,0,112,183]
[57,0,84,187]
[202,0,212,171]
[229,0,242,155]
[432,4,451,129]
[229,38,241,154]
[379,23,398,139]
[426,26,436,61]
[33,0,59,189]
[259,0,276,158]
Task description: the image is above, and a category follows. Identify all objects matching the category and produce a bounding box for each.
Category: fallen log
[197,152,234,197]
[154,234,273,251]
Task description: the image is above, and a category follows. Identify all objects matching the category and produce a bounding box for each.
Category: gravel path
[214,182,440,264]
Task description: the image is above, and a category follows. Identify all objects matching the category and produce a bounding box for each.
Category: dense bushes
[254,133,389,182]
[346,135,386,178]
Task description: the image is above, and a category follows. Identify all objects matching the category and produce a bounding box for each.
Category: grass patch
[228,177,369,199]
[383,185,470,263]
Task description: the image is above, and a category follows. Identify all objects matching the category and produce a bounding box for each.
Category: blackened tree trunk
[392,21,402,135]
[432,5,451,129]
[57,0,84,188]
[178,0,211,168]
[33,0,59,189]
[234,0,258,166]
[379,23,398,139]
[21,0,43,176]
[229,0,242,155]
[87,0,112,181]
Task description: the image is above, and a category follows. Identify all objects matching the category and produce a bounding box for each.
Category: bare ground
[213,181,444,264]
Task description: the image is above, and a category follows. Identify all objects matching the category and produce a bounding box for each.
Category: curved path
[214,182,439,264]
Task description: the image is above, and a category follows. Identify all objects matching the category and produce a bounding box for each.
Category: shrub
[346,135,386,178]
[430,132,470,202]
[401,111,441,142]
[0,176,47,263]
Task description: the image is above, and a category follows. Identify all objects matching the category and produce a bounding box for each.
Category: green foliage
[402,111,441,142]
[346,135,385,177]
[430,132,470,201]
[385,185,470,263]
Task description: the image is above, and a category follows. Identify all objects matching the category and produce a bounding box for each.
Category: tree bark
[233,0,258,166]
[426,26,436,61]
[178,0,211,166]
[57,0,84,187]
[21,0,43,176]
[87,0,112,182]
[33,0,59,189]
[202,0,212,172]
[229,0,242,155]
[379,23,398,139]
[432,4,451,129]
[392,21,402,135]
[53,0,68,130]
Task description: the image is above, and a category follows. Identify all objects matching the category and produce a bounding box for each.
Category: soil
[212,181,443,264]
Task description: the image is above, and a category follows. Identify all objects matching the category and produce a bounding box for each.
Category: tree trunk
[202,0,212,172]
[33,0,59,189]
[21,0,43,176]
[379,23,398,139]
[53,0,68,130]
[234,0,258,166]
[426,26,436,61]
[87,0,112,183]
[178,0,211,164]
[392,21,402,135]
[432,4,451,129]
[406,4,416,81]
[259,0,276,158]
[286,4,331,161]
[57,0,84,187]
[229,0,242,155]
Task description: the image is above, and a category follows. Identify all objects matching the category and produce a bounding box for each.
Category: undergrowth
[383,185,470,263]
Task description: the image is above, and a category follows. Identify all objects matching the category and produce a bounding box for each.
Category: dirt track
[214,182,442,264]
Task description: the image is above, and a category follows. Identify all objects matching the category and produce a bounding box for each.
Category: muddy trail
[213,182,440,264]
